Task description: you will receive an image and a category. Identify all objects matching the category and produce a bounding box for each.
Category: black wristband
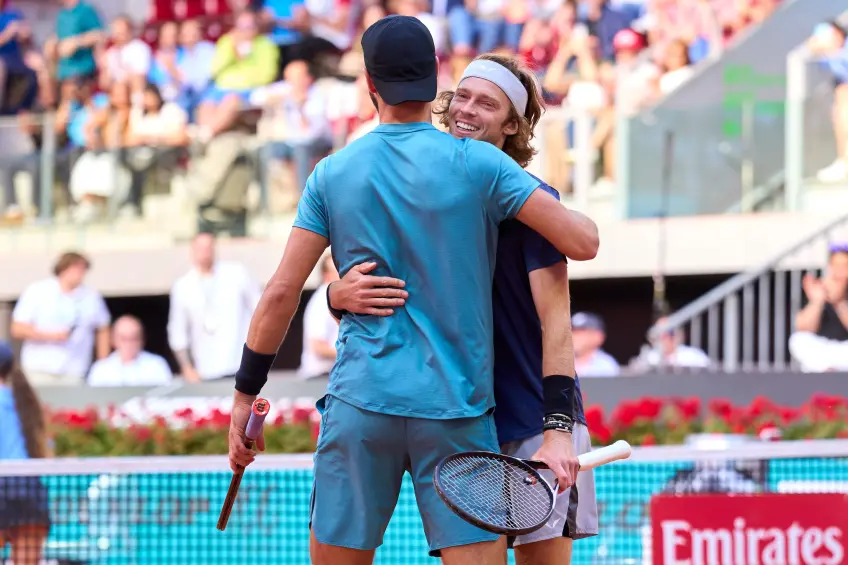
[326,282,347,320]
[543,374,576,419]
[234,344,277,396]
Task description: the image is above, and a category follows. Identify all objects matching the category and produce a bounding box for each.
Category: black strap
[326,282,348,319]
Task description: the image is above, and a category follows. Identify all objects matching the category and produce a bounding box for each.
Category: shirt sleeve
[86,360,111,387]
[293,158,330,238]
[167,281,190,352]
[152,355,174,385]
[522,181,566,273]
[12,284,39,324]
[93,293,111,328]
[464,139,540,224]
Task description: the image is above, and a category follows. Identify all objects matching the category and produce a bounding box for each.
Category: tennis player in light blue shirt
[226,16,599,565]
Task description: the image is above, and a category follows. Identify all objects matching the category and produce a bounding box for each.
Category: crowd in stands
[0,0,785,225]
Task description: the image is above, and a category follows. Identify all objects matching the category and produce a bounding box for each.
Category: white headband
[459,59,528,116]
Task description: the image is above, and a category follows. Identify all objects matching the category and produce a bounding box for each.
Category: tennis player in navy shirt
[332,53,598,565]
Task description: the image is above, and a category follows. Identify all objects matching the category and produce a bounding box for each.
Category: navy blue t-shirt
[492,177,587,445]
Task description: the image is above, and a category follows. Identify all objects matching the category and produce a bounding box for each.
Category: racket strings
[438,455,553,532]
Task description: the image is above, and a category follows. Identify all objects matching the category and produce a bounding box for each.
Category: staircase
[650,213,848,372]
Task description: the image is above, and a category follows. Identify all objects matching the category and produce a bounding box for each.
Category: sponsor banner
[651,493,848,565]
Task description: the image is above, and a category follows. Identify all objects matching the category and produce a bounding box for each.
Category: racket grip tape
[577,440,631,471]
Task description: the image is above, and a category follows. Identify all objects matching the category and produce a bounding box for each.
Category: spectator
[808,21,848,183]
[87,315,173,386]
[44,0,104,83]
[571,312,620,377]
[519,0,578,88]
[260,0,310,71]
[259,59,332,193]
[345,71,378,143]
[634,314,711,370]
[147,21,181,102]
[194,9,279,143]
[10,251,111,386]
[393,0,446,55]
[121,82,189,214]
[167,232,261,382]
[657,38,693,95]
[100,15,152,97]
[69,81,133,222]
[610,28,657,115]
[0,341,50,565]
[301,0,356,58]
[447,0,512,81]
[578,0,636,62]
[174,20,216,116]
[298,254,339,379]
[789,244,848,372]
[0,6,37,115]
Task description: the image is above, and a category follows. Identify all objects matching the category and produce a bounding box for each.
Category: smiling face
[447,77,518,149]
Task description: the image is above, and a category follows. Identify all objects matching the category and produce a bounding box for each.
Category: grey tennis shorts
[500,423,599,547]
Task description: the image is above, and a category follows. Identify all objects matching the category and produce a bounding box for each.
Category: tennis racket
[216,398,271,531]
[434,440,632,536]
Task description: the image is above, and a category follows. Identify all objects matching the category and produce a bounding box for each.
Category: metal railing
[648,213,848,372]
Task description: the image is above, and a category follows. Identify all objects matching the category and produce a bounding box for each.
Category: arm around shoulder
[516,189,599,261]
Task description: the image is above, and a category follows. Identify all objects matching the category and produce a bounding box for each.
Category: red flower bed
[45,394,848,456]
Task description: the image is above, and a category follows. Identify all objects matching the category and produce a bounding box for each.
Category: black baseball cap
[361,15,437,106]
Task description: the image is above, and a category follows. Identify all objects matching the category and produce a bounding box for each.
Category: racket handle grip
[577,440,632,471]
[245,398,271,440]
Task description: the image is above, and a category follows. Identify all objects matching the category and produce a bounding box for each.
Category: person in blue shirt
[0,7,38,115]
[226,16,598,565]
[44,0,104,84]
[331,53,599,565]
[0,341,51,565]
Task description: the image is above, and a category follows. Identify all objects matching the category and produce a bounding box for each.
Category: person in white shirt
[88,315,173,387]
[10,252,111,386]
[259,60,333,194]
[168,232,262,382]
[298,254,340,379]
[637,315,711,371]
[572,312,621,377]
[101,15,152,98]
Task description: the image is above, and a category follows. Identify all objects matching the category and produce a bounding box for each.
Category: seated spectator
[194,9,278,143]
[122,83,189,214]
[298,254,339,379]
[88,315,173,386]
[656,38,693,95]
[10,251,111,387]
[519,0,578,89]
[611,28,658,115]
[258,59,332,193]
[808,21,848,183]
[44,0,104,83]
[0,6,38,116]
[147,21,181,101]
[300,0,355,59]
[100,15,152,99]
[447,0,513,81]
[572,312,620,377]
[69,81,133,222]
[634,314,711,371]
[260,0,310,72]
[175,20,216,117]
[789,244,848,372]
[578,0,635,62]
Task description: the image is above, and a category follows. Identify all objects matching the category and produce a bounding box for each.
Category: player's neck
[379,102,432,125]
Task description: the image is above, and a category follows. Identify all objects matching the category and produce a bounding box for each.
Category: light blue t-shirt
[0,385,28,460]
[294,122,540,419]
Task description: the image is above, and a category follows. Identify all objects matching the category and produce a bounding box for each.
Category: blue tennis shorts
[309,394,500,554]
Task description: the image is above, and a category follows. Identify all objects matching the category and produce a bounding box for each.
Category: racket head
[433,451,556,536]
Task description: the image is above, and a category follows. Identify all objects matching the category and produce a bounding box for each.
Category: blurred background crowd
[0,0,793,226]
[0,0,847,387]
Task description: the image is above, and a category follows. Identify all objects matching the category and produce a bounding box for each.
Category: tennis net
[2,439,848,565]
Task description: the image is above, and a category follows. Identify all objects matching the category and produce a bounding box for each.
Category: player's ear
[502,115,519,137]
[365,72,378,94]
